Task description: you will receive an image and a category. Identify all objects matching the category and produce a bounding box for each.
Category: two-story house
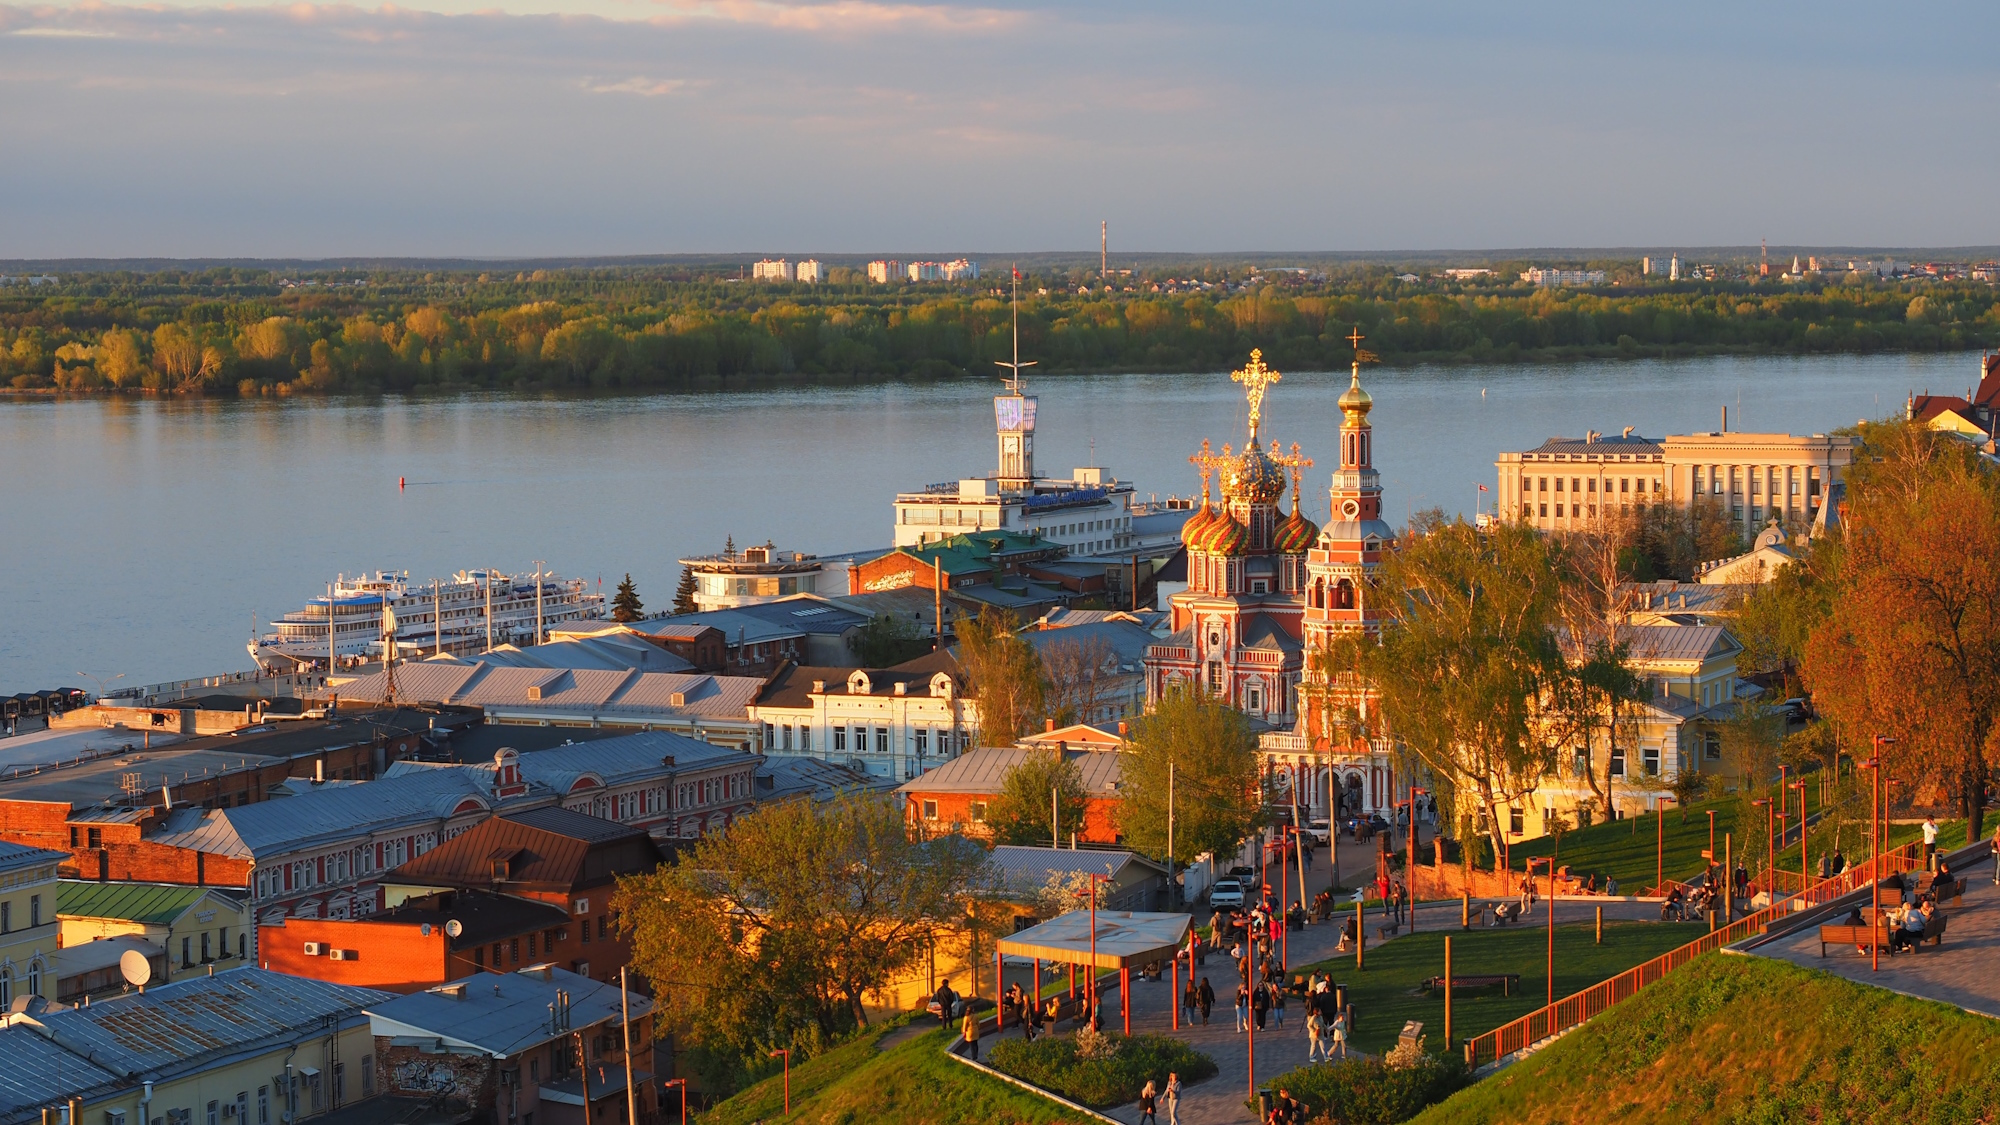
[0,840,64,1006]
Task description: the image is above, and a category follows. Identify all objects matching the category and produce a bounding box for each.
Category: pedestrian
[1330,1008,1349,1059]
[1164,1072,1183,1125]
[1235,983,1250,1032]
[1198,977,1215,1025]
[1137,1080,1158,1125]
[1992,822,2000,886]
[1924,815,1940,865]
[1252,981,1270,1030]
[1306,1009,1326,1061]
[1026,993,1043,1042]
[960,1006,981,1061]
[933,979,958,1027]
[1273,981,1287,1027]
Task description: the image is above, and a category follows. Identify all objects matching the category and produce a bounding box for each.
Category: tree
[987,749,1089,846]
[611,573,644,622]
[1632,495,1742,580]
[672,565,700,615]
[95,328,146,388]
[1325,513,1571,865]
[1038,633,1118,727]
[1803,422,2000,842]
[614,794,994,1093]
[1116,686,1262,866]
[956,607,1046,746]
[851,613,929,667]
[1734,537,1841,700]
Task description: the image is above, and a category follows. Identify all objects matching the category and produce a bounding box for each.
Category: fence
[1460,838,1925,1069]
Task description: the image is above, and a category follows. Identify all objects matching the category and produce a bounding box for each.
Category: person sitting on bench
[1931,862,1955,902]
[1890,903,1928,953]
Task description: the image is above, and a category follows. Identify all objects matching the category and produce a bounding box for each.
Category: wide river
[0,351,1979,690]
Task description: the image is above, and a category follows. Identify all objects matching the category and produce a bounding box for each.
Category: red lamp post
[769,1050,790,1116]
[661,1079,689,1125]
[1863,735,1896,973]
[1751,797,1771,896]
[1791,779,1810,895]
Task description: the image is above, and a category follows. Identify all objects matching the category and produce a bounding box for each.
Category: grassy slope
[699,1020,1094,1125]
[1508,796,1756,892]
[1290,921,1703,1056]
[1412,954,2000,1124]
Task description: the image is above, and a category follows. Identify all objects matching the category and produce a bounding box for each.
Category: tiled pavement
[1751,863,2000,1018]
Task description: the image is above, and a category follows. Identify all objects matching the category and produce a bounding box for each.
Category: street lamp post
[1751,798,1772,898]
[1527,856,1555,1007]
[1863,734,1896,973]
[661,1079,689,1125]
[769,1050,790,1116]
[1791,779,1810,896]
[75,671,123,702]
[1407,786,1428,934]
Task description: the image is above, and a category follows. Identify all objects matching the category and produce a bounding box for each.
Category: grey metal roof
[1615,623,1740,664]
[1022,620,1158,669]
[31,967,389,1079]
[54,934,163,978]
[0,1025,122,1118]
[365,966,650,1059]
[0,840,66,877]
[387,729,753,798]
[1521,434,1664,457]
[717,596,870,635]
[464,635,695,674]
[334,663,763,722]
[988,846,1163,890]
[756,757,896,803]
[895,745,1120,797]
[148,768,496,860]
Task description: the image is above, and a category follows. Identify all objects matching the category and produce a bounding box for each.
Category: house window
[1509,808,1523,835]
[799,728,810,753]
[1609,747,1626,778]
[782,725,794,751]
[208,1100,218,1125]
[853,725,867,752]
[88,827,102,849]
[1704,731,1722,760]
[1539,504,1548,518]
[2,901,9,933]
[969,802,987,823]
[1643,747,1660,776]
[510,939,520,963]
[1246,683,1263,711]
[1572,749,1588,778]
[28,895,38,927]
[875,727,890,753]
[258,1087,269,1125]
[182,937,192,966]
[914,728,929,755]
[333,1063,345,1106]
[361,1059,374,1098]
[922,800,939,820]
[201,932,212,962]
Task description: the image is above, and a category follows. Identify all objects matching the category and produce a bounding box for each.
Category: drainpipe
[140,1081,153,1125]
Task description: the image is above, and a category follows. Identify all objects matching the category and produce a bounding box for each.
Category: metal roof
[148,769,497,860]
[996,910,1190,970]
[334,663,764,722]
[1614,623,1740,665]
[365,966,650,1059]
[987,846,1163,892]
[386,806,660,893]
[57,881,239,926]
[0,1025,122,1118]
[895,745,1120,798]
[30,967,390,1079]
[1021,620,1157,668]
[54,934,163,978]
[1521,434,1664,457]
[449,634,695,674]
[385,729,754,797]
[0,840,65,877]
[755,757,896,803]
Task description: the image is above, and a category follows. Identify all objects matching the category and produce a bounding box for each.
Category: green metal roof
[56,881,228,925]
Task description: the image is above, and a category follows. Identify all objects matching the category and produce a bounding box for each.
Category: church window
[1205,661,1224,693]
[1334,580,1355,610]
[1247,683,1263,711]
[1311,578,1324,608]
[1251,579,1268,595]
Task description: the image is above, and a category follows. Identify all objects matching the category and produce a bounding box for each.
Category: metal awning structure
[997,909,1190,971]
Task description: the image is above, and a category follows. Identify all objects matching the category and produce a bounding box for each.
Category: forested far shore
[3,266,1997,396]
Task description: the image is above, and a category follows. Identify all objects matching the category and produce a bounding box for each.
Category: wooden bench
[1818,923,1888,957]
[1422,973,1519,996]
[1463,902,1487,928]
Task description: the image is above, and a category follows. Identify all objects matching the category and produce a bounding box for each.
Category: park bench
[1463,902,1487,928]
[1817,922,1888,957]
[1899,909,1948,952]
[1489,902,1523,926]
[1422,973,1519,996]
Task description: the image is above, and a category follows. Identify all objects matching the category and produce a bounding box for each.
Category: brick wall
[376,1038,497,1117]
[908,792,1123,845]
[261,917,449,993]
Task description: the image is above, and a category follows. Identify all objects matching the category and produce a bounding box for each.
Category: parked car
[1209,877,1246,909]
[1228,864,1261,890]
[1306,818,1332,845]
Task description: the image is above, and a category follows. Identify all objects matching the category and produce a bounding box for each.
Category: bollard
[1595,905,1603,944]
[1355,899,1365,971]
[1462,891,1470,930]
[1443,934,1454,1049]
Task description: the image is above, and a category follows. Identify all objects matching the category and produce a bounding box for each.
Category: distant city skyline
[3,1,1996,258]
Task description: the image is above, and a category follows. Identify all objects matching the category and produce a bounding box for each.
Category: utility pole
[620,967,638,1125]
[1167,761,1176,910]
[1101,220,1108,281]
[534,560,546,646]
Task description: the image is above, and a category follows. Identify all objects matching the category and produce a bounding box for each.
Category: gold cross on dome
[1189,437,1226,503]
[1231,349,1282,441]
[1346,327,1365,350]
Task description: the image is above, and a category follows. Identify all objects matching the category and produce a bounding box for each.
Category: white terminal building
[677,543,834,612]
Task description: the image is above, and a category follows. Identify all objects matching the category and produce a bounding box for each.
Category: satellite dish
[445,919,463,939]
[120,949,153,988]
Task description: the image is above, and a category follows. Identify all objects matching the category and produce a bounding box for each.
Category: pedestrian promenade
[1752,865,2000,1019]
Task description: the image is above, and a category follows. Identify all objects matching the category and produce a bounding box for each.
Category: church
[1144,342,1403,818]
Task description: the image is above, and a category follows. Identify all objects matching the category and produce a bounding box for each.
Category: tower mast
[1101,221,1108,281]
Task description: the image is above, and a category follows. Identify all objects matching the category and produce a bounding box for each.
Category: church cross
[1231,349,1282,442]
[1188,438,1227,503]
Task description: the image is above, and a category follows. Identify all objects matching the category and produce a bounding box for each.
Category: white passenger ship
[249,569,605,671]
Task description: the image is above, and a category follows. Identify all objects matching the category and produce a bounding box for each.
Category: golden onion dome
[1224,441,1287,504]
[1338,368,1373,418]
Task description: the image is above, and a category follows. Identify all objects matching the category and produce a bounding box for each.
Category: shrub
[1280,1053,1471,1125]
[988,1032,1217,1108]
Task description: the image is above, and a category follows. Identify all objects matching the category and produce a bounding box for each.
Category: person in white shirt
[1923,816,1940,865]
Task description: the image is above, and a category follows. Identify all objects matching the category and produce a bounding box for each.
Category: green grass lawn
[1507,795,1762,893]
[698,1018,1094,1125]
[1290,920,1704,1057]
[1410,954,2000,1124]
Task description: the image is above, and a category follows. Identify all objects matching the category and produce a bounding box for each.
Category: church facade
[1144,346,1403,817]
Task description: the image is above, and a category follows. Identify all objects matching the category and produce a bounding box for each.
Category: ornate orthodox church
[1144,342,1404,817]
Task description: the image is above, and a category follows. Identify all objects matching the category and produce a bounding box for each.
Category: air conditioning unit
[302,942,325,956]
[573,899,589,915]
[104,1111,128,1125]
[328,949,354,961]
[223,1105,239,1118]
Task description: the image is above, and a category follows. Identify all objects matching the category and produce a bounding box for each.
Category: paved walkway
[984,831,1670,1124]
[1751,866,2000,1018]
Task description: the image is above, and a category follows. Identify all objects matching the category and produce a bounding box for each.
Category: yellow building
[2,967,388,1125]
[57,880,253,981]
[0,840,66,1007]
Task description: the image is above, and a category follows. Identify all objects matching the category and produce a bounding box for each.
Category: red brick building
[259,887,569,993]
[896,745,1123,844]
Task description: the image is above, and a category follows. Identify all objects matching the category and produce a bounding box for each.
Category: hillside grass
[1411,954,2000,1124]
[1290,921,1703,1056]
[698,1019,1093,1125]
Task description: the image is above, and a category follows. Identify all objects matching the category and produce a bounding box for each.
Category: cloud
[650,0,1025,34]
[11,25,114,35]
[580,75,688,95]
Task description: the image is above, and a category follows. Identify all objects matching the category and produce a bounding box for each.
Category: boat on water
[249,569,605,671]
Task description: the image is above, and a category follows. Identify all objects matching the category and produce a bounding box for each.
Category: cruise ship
[249,569,605,671]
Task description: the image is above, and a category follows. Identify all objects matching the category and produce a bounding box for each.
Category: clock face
[1342,499,1362,519]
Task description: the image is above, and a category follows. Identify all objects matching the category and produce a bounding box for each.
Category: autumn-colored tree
[1116,686,1262,866]
[1803,423,2000,842]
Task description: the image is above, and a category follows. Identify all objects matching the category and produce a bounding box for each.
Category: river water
[0,351,1978,689]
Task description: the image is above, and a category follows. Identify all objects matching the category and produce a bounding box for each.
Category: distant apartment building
[867,260,901,284]
[752,259,793,281]
[1442,268,1492,280]
[907,261,944,282]
[1495,429,1859,539]
[795,259,826,283]
[942,258,980,281]
[1520,267,1607,287]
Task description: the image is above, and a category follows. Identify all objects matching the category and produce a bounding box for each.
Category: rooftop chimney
[1045,719,1057,732]
[1622,426,1634,439]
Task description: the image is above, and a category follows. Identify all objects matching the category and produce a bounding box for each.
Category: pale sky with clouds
[2,1,1995,258]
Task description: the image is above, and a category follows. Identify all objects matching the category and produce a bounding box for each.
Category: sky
[2,1,1997,258]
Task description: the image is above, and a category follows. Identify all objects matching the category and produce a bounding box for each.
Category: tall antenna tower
[1101,221,1108,280]
[1760,238,1770,278]
[996,266,1036,394]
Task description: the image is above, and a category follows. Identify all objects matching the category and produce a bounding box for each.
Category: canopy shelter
[996,910,1192,1035]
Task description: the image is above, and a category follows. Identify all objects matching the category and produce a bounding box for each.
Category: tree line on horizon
[3,268,1996,396]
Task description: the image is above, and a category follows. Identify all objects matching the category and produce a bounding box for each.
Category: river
[0,351,1978,689]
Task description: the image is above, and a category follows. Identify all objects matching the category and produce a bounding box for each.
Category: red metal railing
[1460,839,1925,1068]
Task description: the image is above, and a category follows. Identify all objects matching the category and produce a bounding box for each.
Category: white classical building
[749,655,975,782]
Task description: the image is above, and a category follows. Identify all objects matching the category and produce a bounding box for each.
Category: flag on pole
[1478,484,1488,492]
